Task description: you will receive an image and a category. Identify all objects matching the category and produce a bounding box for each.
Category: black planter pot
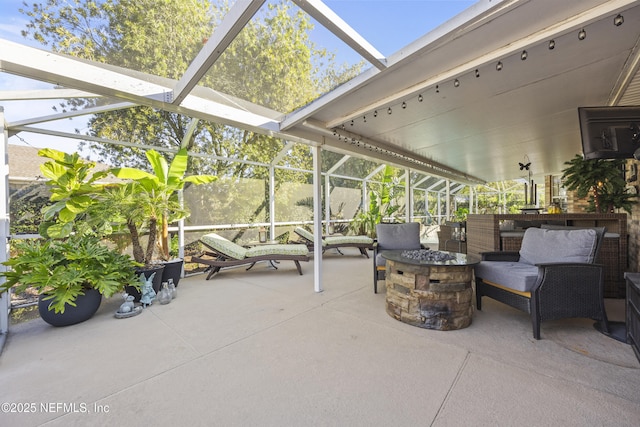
[38,288,102,327]
[126,264,165,302]
[161,258,184,287]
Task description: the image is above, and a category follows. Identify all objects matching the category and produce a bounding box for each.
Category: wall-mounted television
[578,106,640,159]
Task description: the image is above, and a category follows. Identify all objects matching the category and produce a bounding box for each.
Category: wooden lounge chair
[191,233,309,280]
[293,227,374,258]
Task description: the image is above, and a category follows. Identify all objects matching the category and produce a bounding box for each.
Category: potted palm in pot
[109,148,216,286]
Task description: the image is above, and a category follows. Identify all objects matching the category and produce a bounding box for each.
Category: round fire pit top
[381,249,480,266]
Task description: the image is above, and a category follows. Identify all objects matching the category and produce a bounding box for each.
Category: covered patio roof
[1,0,639,184]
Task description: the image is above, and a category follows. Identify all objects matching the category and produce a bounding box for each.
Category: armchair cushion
[518,227,598,265]
[376,222,421,250]
[375,222,422,267]
[473,261,539,293]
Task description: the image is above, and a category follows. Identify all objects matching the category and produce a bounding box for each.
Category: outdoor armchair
[373,222,423,293]
[474,226,609,339]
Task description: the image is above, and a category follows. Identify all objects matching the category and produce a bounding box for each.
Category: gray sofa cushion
[518,227,598,265]
[474,261,540,292]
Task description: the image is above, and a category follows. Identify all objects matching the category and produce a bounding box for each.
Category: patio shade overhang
[1,0,640,184]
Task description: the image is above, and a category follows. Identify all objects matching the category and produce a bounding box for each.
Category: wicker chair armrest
[532,262,604,296]
[481,251,520,262]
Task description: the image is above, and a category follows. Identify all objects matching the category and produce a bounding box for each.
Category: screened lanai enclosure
[2,0,640,339]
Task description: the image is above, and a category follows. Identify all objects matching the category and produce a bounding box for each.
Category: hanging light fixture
[387,107,392,115]
[475,69,480,78]
[578,28,586,40]
[614,14,624,26]
[436,85,440,93]
[454,79,460,87]
[548,40,555,50]
[418,94,423,102]
[496,61,503,71]
[521,50,528,60]
[402,101,407,109]
[373,110,378,117]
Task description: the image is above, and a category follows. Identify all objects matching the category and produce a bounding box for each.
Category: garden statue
[140,272,157,307]
[114,292,142,319]
[118,293,135,313]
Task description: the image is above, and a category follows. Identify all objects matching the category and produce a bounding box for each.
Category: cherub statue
[139,272,157,307]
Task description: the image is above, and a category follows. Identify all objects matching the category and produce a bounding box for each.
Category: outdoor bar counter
[466,213,627,298]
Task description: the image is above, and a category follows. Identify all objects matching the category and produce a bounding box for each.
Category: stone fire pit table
[381,249,480,330]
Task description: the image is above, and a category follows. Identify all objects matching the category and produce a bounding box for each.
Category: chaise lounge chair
[293,227,374,258]
[191,233,310,280]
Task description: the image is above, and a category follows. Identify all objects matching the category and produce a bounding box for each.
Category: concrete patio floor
[1,248,639,426]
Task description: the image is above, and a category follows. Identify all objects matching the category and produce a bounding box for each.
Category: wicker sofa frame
[475,227,610,340]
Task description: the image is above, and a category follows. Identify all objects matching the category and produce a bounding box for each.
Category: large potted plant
[0,149,141,325]
[561,155,637,213]
[109,148,216,285]
[35,147,216,290]
[0,234,139,326]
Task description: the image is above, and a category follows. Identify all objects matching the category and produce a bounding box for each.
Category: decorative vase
[38,288,102,327]
[157,282,172,305]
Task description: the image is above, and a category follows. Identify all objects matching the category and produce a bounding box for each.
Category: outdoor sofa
[191,233,309,280]
[293,227,374,258]
[474,225,610,339]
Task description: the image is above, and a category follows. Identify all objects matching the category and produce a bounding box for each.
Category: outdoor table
[381,249,480,330]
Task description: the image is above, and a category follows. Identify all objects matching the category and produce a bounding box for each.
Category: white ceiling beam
[180,118,200,149]
[8,101,135,127]
[365,164,386,181]
[427,179,445,191]
[172,0,265,106]
[292,0,386,70]
[413,175,430,187]
[326,154,350,174]
[0,39,283,136]
[272,141,295,165]
[0,88,102,100]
